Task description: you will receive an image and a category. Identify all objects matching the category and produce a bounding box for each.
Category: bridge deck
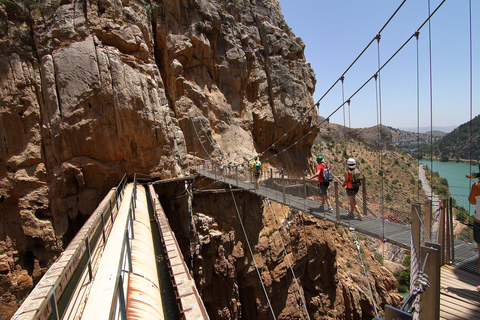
[440,265,480,319]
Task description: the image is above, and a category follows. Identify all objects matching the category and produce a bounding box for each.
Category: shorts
[346,187,359,197]
[318,182,329,196]
[474,221,480,244]
[254,172,260,178]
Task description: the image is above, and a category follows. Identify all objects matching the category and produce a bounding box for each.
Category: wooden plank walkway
[440,265,480,319]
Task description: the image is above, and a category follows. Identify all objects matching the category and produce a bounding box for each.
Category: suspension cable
[229,185,277,319]
[415,31,421,203]
[468,0,473,215]
[190,117,215,161]
[266,200,311,320]
[350,228,379,318]
[428,0,434,198]
[375,33,385,244]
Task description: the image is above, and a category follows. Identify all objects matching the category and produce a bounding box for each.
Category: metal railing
[12,174,128,320]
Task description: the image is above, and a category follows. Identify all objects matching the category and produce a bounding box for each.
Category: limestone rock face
[0,0,318,316]
[187,191,402,319]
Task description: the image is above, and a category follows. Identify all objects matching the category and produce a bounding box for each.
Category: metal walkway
[12,177,208,320]
[196,168,479,274]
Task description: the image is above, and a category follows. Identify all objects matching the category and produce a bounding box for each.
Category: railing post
[85,236,93,281]
[50,291,60,320]
[419,242,441,320]
[424,200,432,242]
[303,172,307,209]
[126,230,133,272]
[100,212,106,244]
[445,198,451,265]
[335,181,340,224]
[109,199,114,223]
[362,176,367,217]
[129,207,135,239]
[235,166,238,186]
[282,174,286,204]
[118,274,127,320]
[439,199,446,265]
[449,197,454,264]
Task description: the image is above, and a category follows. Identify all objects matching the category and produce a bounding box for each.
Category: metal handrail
[110,174,138,319]
[14,174,129,320]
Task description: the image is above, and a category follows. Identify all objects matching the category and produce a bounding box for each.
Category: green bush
[374,253,384,265]
[456,210,468,223]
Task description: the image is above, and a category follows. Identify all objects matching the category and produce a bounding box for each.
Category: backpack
[322,164,334,182]
[255,161,261,172]
[351,171,362,187]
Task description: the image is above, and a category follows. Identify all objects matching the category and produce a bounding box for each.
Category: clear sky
[279,0,479,130]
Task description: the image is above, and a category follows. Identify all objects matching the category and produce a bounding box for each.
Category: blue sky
[279,0,479,130]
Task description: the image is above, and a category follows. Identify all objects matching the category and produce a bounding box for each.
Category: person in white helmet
[341,158,363,220]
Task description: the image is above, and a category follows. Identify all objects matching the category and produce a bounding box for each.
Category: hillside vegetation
[419,115,480,161]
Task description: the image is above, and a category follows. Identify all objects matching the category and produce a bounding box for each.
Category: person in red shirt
[308,156,333,212]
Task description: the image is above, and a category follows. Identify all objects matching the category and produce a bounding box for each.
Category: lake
[419,160,478,212]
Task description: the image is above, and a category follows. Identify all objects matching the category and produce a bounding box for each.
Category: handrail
[110,174,138,319]
[12,174,128,320]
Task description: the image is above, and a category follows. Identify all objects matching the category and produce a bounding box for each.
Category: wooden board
[440,265,480,320]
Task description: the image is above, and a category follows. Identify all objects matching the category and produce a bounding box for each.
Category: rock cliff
[0,0,318,316]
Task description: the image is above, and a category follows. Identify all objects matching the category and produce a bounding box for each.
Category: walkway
[196,168,479,270]
[440,265,480,319]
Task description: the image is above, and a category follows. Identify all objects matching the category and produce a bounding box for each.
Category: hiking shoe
[357,214,364,221]
[327,206,333,212]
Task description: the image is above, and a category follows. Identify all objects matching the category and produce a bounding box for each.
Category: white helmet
[346,158,356,169]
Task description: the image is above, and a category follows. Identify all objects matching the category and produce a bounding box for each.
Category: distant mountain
[398,126,457,133]
[387,126,446,150]
[419,115,480,161]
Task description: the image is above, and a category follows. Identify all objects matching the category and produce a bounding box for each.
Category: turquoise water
[419,160,478,212]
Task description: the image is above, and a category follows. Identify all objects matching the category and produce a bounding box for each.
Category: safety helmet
[316,156,324,163]
[254,155,258,160]
[346,158,356,169]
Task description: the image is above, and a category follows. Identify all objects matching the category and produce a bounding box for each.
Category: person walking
[468,176,480,291]
[219,158,224,175]
[308,156,333,212]
[341,158,363,220]
[250,155,262,189]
